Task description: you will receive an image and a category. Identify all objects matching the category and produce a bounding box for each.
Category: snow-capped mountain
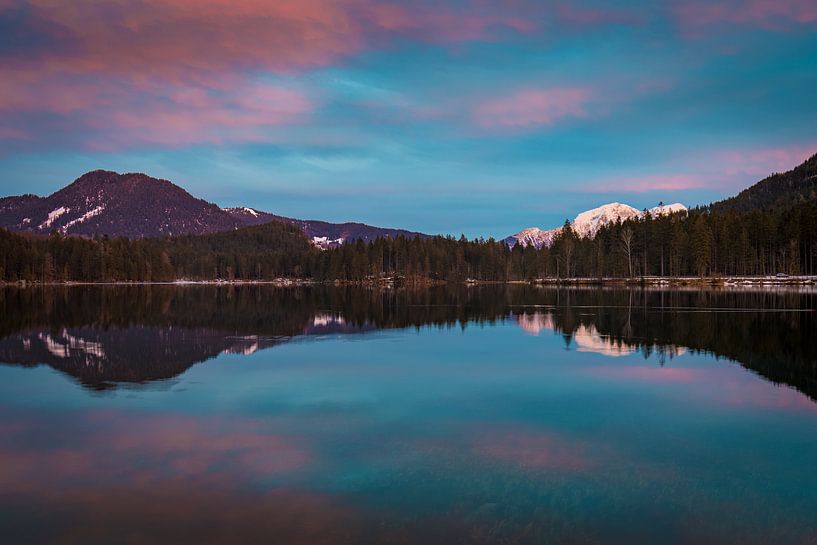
[505,202,687,248]
[503,227,561,249]
[572,202,641,238]
[0,170,428,243]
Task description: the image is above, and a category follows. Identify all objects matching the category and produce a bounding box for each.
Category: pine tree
[692,215,713,277]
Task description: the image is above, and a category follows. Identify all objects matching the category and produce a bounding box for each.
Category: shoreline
[532,275,817,286]
[2,275,816,288]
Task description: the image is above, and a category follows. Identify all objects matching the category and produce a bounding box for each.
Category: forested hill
[710,153,817,213]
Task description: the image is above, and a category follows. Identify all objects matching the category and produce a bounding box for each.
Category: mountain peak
[505,201,688,248]
[504,227,560,249]
[3,171,240,238]
[572,202,640,238]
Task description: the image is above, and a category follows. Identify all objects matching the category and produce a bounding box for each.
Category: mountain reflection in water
[0,285,814,398]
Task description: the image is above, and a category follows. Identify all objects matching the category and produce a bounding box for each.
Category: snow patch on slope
[60,205,106,234]
[224,206,262,218]
[312,237,345,250]
[39,206,69,230]
[312,236,345,250]
[648,203,687,216]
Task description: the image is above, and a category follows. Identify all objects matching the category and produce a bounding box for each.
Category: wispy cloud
[582,174,707,194]
[675,0,817,32]
[580,143,817,195]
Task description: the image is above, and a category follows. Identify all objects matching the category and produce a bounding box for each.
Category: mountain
[0,170,242,238]
[223,207,427,249]
[505,202,687,248]
[0,170,427,245]
[710,153,817,213]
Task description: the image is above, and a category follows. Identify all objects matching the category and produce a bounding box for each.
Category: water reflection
[2,285,817,544]
[1,285,814,398]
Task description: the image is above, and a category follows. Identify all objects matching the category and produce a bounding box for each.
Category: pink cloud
[473,87,592,128]
[0,72,312,148]
[582,174,707,194]
[3,0,539,83]
[675,0,817,31]
[0,0,551,148]
[580,142,816,195]
[98,83,312,148]
[714,144,817,179]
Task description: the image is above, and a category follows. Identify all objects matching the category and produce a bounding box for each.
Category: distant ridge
[223,207,428,249]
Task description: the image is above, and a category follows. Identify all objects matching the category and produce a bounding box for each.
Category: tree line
[549,199,817,278]
[0,221,545,283]
[1,198,816,283]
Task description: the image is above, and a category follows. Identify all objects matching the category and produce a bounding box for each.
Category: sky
[1,0,816,237]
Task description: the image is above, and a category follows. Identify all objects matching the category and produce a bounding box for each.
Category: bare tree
[562,236,574,278]
[620,227,634,278]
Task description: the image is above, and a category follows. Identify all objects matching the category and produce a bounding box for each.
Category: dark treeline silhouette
[0,221,312,283]
[0,222,545,282]
[1,285,815,399]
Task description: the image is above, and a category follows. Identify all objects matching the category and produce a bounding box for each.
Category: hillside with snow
[0,171,428,244]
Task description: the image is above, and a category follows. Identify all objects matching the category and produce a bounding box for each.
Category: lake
[1,285,816,544]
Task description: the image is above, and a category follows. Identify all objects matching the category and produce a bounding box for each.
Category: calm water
[1,285,816,545]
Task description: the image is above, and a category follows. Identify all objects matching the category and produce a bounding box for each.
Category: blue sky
[1,0,815,236]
